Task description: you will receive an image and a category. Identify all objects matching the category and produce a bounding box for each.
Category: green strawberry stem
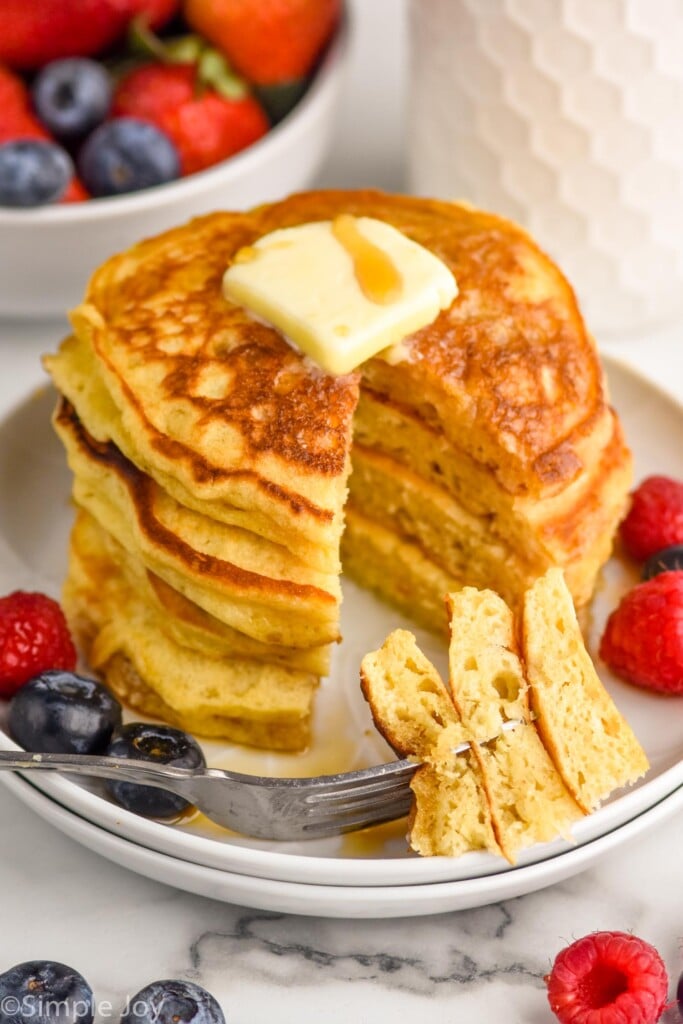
[198,50,248,101]
[127,16,249,101]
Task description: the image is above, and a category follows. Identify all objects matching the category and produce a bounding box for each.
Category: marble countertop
[1,1,682,1018]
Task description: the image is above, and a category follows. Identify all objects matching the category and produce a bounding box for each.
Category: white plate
[2,769,682,918]
[0,357,682,888]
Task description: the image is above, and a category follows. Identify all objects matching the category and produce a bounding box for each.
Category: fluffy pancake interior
[360,630,502,858]
[522,568,649,812]
[446,587,583,863]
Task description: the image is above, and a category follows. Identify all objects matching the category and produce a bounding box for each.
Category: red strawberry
[620,475,683,562]
[545,931,668,1024]
[61,177,90,202]
[184,0,342,85]
[0,65,47,143]
[0,591,77,699]
[112,62,268,175]
[600,570,683,694]
[0,0,180,70]
[0,64,30,111]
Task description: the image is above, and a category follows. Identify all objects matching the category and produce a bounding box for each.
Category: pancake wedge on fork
[45,189,632,749]
[360,572,648,862]
[360,630,502,859]
[445,588,583,863]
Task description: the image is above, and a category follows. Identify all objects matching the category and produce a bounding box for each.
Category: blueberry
[8,670,122,755]
[105,722,205,818]
[121,981,225,1024]
[33,59,112,144]
[0,961,94,1024]
[78,118,179,197]
[642,544,683,579]
[0,140,72,207]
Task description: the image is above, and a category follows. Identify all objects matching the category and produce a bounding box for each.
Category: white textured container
[408,0,683,336]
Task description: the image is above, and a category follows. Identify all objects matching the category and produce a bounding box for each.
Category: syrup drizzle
[332,214,403,305]
[232,245,259,264]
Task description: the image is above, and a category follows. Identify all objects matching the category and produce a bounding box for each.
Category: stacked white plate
[0,358,682,919]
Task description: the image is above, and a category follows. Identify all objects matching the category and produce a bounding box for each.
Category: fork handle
[0,750,195,792]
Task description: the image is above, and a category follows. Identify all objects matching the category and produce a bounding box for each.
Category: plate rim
[2,769,682,918]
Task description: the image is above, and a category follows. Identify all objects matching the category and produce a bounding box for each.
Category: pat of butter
[222,215,458,375]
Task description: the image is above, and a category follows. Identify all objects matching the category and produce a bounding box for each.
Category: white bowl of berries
[0,0,347,318]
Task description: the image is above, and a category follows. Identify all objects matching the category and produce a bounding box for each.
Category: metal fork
[0,750,418,840]
[0,719,524,840]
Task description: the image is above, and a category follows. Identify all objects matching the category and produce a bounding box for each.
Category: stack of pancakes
[45,190,632,750]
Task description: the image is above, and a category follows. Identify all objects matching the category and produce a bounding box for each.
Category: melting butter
[223,216,458,375]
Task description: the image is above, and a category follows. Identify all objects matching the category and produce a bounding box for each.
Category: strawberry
[183,0,342,85]
[0,65,47,144]
[0,66,89,202]
[545,931,669,1024]
[600,571,683,694]
[0,64,30,112]
[620,475,683,562]
[61,177,90,202]
[0,0,180,70]
[0,591,77,699]
[112,62,268,175]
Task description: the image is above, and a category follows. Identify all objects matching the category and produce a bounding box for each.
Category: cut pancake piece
[360,629,501,858]
[64,513,318,750]
[360,629,465,759]
[522,568,649,812]
[446,588,583,863]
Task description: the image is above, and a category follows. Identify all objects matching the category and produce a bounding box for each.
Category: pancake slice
[360,630,502,858]
[445,588,583,863]
[522,568,649,812]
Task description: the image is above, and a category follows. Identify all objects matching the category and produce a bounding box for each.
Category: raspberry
[0,591,76,699]
[546,931,669,1024]
[620,475,683,562]
[599,572,683,694]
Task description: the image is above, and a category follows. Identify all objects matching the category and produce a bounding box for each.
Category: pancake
[54,399,340,649]
[64,509,318,749]
[72,509,330,675]
[47,332,338,573]
[45,189,633,747]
